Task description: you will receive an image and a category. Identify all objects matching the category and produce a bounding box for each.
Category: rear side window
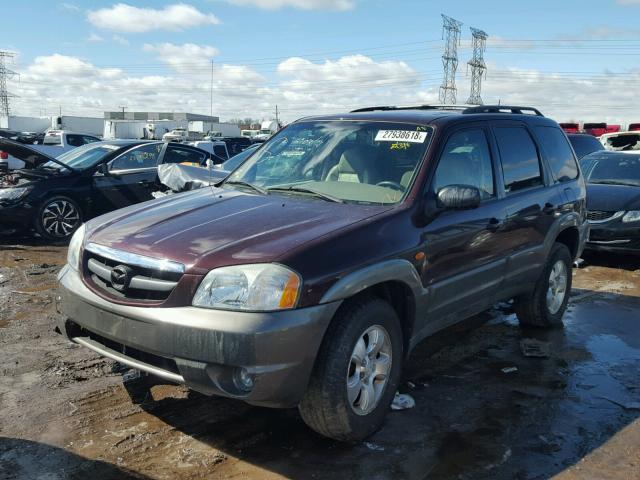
[163,146,207,165]
[66,134,84,147]
[536,127,579,182]
[494,127,543,193]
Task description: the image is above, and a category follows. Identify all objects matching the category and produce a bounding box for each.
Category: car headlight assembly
[67,223,86,271]
[193,264,301,311]
[622,210,640,223]
[0,186,32,201]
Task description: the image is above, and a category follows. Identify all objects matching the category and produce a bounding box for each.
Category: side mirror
[437,185,481,210]
[96,163,110,176]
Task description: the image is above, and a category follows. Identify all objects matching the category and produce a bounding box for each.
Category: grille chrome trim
[87,258,178,292]
[587,210,624,224]
[85,243,185,274]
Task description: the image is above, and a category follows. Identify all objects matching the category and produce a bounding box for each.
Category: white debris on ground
[391,392,415,411]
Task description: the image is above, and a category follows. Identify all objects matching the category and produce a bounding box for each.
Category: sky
[2,0,640,125]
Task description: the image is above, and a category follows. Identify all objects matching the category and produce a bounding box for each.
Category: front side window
[432,129,495,200]
[226,121,433,204]
[535,126,579,182]
[495,126,543,193]
[111,143,162,171]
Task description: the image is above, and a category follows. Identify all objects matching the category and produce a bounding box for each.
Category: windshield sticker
[375,130,427,143]
[390,142,411,150]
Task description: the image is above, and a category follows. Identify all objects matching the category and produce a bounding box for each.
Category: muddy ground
[0,241,639,480]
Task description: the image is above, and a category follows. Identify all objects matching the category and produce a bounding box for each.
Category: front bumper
[0,200,35,234]
[56,265,341,408]
[585,222,640,254]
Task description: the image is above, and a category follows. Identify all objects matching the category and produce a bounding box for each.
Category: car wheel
[298,295,403,441]
[35,196,82,242]
[515,243,572,328]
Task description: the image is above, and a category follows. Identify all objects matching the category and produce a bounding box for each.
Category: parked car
[56,105,587,441]
[599,131,640,152]
[0,139,211,240]
[162,128,189,142]
[208,136,253,157]
[581,150,640,254]
[0,130,101,171]
[567,133,605,160]
[217,143,260,172]
[583,122,608,137]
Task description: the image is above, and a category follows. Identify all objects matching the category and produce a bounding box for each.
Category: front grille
[587,210,616,222]
[83,244,183,302]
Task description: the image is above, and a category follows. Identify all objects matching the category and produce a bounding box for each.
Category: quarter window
[535,127,579,182]
[433,129,495,200]
[494,127,543,193]
[111,143,162,171]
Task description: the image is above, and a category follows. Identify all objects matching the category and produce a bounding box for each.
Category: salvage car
[581,150,640,254]
[56,105,587,441]
[0,139,211,240]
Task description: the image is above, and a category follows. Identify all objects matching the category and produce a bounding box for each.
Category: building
[104,111,220,123]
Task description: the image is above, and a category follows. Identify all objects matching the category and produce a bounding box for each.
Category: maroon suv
[56,105,588,441]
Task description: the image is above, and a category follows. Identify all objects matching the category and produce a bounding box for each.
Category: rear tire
[299,296,403,442]
[34,195,82,242]
[515,243,572,328]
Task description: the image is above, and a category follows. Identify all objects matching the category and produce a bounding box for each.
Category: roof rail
[462,105,544,116]
[350,104,469,113]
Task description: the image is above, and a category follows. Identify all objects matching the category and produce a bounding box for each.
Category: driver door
[420,127,508,331]
[92,143,164,214]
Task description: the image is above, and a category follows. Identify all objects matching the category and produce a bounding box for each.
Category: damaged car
[56,105,587,441]
[0,139,212,240]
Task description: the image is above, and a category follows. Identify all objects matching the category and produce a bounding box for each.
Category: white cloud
[87,33,104,43]
[224,0,354,9]
[59,2,80,12]
[112,35,130,46]
[87,3,220,33]
[143,42,219,71]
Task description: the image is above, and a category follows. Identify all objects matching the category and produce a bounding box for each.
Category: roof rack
[462,105,544,116]
[350,104,544,116]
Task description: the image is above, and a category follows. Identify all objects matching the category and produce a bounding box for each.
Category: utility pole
[0,51,18,117]
[275,105,279,128]
[467,27,488,105]
[210,60,214,118]
[439,14,463,105]
[118,106,126,119]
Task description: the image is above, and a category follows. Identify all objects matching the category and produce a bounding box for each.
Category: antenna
[439,14,463,105]
[0,51,18,117]
[467,27,488,105]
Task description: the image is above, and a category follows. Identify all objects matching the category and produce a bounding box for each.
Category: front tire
[299,296,403,441]
[35,196,82,242]
[515,243,572,327]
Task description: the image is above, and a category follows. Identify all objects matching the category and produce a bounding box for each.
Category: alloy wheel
[347,325,392,416]
[41,199,80,238]
[546,260,568,314]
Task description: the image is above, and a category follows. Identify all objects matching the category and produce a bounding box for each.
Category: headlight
[0,187,32,201]
[67,223,86,271]
[622,211,640,223]
[193,264,301,311]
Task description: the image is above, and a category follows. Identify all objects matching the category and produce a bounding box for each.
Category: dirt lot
[1,241,639,480]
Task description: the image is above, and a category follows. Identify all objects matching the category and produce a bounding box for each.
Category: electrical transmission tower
[439,14,463,105]
[467,27,488,105]
[0,51,18,117]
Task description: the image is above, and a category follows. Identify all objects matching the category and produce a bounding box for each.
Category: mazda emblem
[110,264,134,292]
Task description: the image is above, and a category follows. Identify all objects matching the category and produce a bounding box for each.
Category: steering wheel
[376,180,405,192]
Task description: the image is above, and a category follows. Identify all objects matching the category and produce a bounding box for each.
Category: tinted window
[82,135,100,145]
[163,146,207,165]
[66,134,84,147]
[111,143,162,171]
[569,134,604,160]
[536,127,579,182]
[433,129,494,200]
[581,152,640,186]
[213,145,228,160]
[495,127,543,193]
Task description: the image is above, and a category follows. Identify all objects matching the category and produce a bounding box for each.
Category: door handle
[543,203,556,215]
[486,218,503,231]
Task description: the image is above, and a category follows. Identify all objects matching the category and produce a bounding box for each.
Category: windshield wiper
[589,180,640,187]
[267,186,344,203]
[224,180,267,194]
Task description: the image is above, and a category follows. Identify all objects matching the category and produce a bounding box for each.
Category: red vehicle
[606,125,621,134]
[583,123,607,137]
[559,122,580,134]
[629,123,640,132]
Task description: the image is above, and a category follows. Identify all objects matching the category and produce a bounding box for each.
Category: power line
[439,14,463,104]
[0,51,18,116]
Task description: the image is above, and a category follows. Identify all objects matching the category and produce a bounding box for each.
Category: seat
[326,147,380,184]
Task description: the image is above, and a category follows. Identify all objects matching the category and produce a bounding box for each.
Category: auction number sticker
[375,130,427,143]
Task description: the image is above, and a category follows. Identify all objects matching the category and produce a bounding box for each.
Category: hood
[0,138,72,170]
[86,188,391,273]
[586,183,640,212]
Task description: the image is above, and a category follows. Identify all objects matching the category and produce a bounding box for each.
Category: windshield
[222,145,259,172]
[581,152,640,186]
[225,121,432,204]
[603,134,640,152]
[40,142,120,170]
